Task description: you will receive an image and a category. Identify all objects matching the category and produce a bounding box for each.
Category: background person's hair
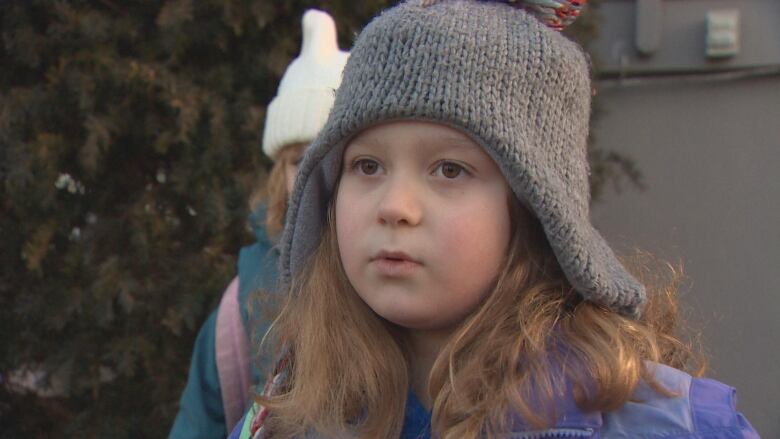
[258,195,704,438]
[250,143,305,238]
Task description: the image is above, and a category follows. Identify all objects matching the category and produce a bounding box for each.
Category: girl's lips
[370,250,421,277]
[372,257,421,277]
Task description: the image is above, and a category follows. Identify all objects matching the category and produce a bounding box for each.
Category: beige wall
[594,0,780,74]
[591,75,780,437]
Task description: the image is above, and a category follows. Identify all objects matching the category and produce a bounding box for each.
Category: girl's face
[336,121,512,331]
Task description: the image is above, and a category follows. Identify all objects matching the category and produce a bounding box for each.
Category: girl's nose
[376,177,423,227]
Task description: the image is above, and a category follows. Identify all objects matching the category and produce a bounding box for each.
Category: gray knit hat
[280,0,646,317]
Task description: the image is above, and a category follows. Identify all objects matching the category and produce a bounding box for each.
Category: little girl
[231,1,759,438]
[169,10,349,438]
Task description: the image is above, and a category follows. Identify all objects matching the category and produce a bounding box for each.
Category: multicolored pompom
[420,0,587,31]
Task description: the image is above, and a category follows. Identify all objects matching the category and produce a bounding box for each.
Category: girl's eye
[355,159,380,175]
[437,161,465,179]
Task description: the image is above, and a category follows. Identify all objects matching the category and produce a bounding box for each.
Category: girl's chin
[377,312,460,333]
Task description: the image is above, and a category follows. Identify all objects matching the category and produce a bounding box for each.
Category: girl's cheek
[335,185,363,242]
[438,213,480,252]
[336,183,359,215]
[441,204,509,260]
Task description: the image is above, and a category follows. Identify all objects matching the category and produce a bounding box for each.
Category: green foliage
[0,1,383,436]
[0,1,634,437]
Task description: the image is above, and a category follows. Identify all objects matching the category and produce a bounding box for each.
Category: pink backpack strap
[215,276,252,430]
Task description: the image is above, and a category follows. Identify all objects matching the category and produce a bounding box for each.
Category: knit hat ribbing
[281,0,646,317]
[262,9,350,160]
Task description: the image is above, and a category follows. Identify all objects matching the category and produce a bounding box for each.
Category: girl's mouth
[371,250,421,277]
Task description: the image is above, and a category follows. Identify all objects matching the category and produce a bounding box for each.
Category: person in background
[168,9,349,439]
[230,1,758,438]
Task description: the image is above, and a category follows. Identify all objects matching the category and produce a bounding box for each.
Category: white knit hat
[262,9,350,160]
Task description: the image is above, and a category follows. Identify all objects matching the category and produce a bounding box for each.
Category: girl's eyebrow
[348,130,477,153]
[434,134,477,150]
[347,134,386,152]
[418,133,482,156]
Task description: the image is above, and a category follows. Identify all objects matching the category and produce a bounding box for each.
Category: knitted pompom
[420,0,586,30]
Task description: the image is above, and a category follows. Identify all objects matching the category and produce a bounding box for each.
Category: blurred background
[1,0,777,437]
[589,1,779,437]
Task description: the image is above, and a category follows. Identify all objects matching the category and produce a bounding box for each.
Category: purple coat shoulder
[598,362,760,438]
[509,362,760,438]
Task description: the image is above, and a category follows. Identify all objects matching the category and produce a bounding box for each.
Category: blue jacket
[170,207,279,439]
[228,363,759,438]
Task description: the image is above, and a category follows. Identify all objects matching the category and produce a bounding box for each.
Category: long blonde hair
[258,197,703,438]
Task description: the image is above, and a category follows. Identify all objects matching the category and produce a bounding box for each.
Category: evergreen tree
[0,1,634,436]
